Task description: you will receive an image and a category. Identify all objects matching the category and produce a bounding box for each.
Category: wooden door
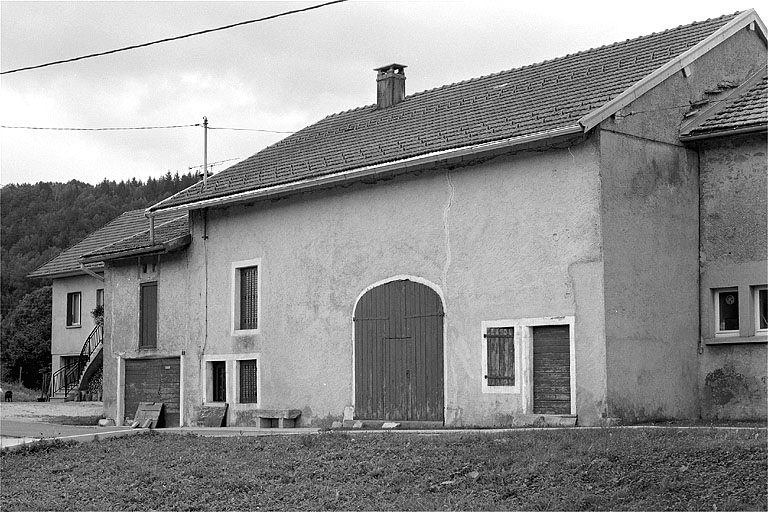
[124,357,180,426]
[532,325,571,414]
[354,280,444,422]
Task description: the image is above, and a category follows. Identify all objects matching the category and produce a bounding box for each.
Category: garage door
[124,357,180,427]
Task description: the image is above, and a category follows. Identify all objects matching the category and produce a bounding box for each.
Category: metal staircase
[47,324,103,401]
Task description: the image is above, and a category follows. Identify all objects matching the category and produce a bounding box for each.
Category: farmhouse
[78,10,766,427]
[28,209,185,401]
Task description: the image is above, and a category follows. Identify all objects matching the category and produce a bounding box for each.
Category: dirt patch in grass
[2,428,766,510]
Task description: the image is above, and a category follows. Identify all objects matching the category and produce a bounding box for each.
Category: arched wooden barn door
[354,279,444,422]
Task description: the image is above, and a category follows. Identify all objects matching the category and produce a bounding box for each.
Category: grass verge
[2,428,765,510]
[0,381,41,402]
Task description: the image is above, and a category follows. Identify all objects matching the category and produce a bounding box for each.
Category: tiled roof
[687,73,768,136]
[152,12,740,212]
[82,215,189,261]
[28,209,181,278]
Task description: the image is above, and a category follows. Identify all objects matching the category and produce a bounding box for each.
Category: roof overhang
[80,234,192,264]
[27,264,105,280]
[147,124,584,216]
[579,9,767,132]
[679,64,767,140]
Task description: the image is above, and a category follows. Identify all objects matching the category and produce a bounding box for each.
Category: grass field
[2,428,765,511]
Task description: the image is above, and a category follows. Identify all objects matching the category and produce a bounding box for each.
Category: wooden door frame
[351,275,447,422]
[117,355,184,427]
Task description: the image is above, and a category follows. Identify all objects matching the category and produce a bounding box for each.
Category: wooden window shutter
[239,266,258,330]
[486,327,514,386]
[239,359,258,403]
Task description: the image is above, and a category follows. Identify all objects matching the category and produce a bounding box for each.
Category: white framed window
[231,258,261,335]
[66,291,81,327]
[755,286,767,334]
[481,321,521,394]
[96,288,104,309]
[202,353,260,407]
[714,288,740,337]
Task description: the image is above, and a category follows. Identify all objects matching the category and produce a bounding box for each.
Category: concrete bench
[255,409,302,428]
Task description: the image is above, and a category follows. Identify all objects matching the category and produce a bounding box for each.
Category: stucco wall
[164,138,608,427]
[596,25,766,421]
[51,275,104,373]
[698,132,767,419]
[102,251,199,425]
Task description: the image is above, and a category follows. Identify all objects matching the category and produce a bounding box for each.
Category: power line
[209,126,295,134]
[0,124,200,131]
[1,0,348,75]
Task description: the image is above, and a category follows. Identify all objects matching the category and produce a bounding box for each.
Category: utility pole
[203,116,208,186]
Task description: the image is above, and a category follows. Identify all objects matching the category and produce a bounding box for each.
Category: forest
[1,172,200,387]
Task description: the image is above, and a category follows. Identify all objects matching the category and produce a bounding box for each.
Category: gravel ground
[0,401,103,421]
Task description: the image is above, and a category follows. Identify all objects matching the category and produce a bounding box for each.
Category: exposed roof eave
[80,234,192,264]
[679,123,767,141]
[147,124,584,215]
[579,9,767,132]
[27,265,105,280]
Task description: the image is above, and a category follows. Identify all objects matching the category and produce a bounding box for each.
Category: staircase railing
[48,323,103,399]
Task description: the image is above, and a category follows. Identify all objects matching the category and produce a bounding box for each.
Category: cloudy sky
[0,0,751,186]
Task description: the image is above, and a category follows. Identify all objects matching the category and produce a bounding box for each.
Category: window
[714,288,739,336]
[66,292,81,327]
[481,321,520,394]
[211,361,226,402]
[232,259,261,333]
[756,286,767,334]
[204,354,260,405]
[239,266,258,330]
[96,289,104,308]
[485,327,515,386]
[239,359,258,403]
[139,282,158,348]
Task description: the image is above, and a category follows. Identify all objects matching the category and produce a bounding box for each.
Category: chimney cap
[374,63,407,73]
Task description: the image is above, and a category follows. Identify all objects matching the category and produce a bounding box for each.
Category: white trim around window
[714,288,740,337]
[231,258,261,336]
[481,320,521,394]
[201,353,261,407]
[66,291,81,327]
[754,285,767,335]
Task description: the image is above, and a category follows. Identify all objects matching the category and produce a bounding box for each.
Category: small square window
[239,359,258,403]
[714,288,739,336]
[66,292,81,327]
[756,287,767,333]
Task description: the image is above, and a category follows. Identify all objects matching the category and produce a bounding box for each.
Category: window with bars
[239,359,258,403]
[239,266,258,331]
[485,327,515,386]
[66,292,81,327]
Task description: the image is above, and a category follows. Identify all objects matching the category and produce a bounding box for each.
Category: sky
[0,0,753,186]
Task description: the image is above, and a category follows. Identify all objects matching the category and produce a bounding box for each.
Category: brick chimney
[374,63,406,109]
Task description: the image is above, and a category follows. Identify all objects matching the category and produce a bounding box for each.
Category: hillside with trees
[0,172,200,387]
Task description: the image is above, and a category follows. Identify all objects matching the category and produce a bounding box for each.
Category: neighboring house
[28,209,185,399]
[83,10,766,428]
[680,70,768,419]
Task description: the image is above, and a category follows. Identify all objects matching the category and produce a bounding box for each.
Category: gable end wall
[598,26,766,421]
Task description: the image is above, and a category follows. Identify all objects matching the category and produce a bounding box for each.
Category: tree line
[1,172,200,387]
